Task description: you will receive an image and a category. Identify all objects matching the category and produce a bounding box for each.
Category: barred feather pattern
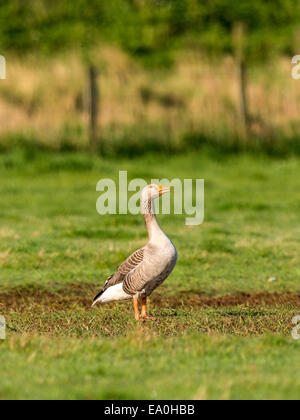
[123,244,177,297]
[93,185,177,305]
[93,248,145,301]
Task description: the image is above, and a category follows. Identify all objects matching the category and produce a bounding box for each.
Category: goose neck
[142,198,162,241]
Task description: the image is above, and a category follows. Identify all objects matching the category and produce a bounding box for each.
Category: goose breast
[124,237,177,298]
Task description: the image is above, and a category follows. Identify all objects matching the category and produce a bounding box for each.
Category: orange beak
[158,186,170,196]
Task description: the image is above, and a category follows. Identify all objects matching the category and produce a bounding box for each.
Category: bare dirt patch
[0,283,299,312]
[153,291,300,309]
[0,284,298,337]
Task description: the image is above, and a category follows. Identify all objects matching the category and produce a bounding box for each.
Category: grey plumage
[95,248,145,298]
[92,184,177,306]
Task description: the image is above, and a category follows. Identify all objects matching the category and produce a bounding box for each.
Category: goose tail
[91,290,104,307]
[92,283,132,306]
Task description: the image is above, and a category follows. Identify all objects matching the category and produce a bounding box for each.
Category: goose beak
[158,186,170,196]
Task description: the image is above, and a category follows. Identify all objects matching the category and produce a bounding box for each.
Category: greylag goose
[92,184,177,320]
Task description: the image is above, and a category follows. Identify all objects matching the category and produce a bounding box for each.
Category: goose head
[141,184,170,202]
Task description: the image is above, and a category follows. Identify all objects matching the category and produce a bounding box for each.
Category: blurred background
[1,2,300,400]
[1,0,300,157]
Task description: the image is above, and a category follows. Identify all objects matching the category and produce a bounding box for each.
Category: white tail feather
[92,283,132,306]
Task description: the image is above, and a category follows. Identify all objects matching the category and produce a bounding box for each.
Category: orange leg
[141,297,156,321]
[133,298,140,321]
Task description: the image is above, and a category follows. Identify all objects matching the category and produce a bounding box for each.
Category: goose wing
[93,248,145,302]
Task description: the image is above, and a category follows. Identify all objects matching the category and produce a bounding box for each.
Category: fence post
[233,23,250,137]
[88,65,99,150]
[239,59,250,136]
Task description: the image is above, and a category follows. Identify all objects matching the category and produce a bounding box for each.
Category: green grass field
[0,148,299,400]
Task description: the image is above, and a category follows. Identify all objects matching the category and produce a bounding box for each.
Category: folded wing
[93,248,145,303]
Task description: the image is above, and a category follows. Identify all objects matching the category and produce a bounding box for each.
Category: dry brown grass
[1,47,300,146]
